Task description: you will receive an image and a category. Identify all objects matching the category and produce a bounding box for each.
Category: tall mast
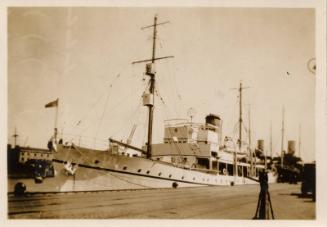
[13,127,18,147]
[248,105,251,150]
[231,82,249,177]
[281,107,285,168]
[239,82,243,151]
[248,105,254,176]
[298,124,301,159]
[270,121,273,158]
[146,15,157,159]
[132,15,173,159]
[234,81,249,150]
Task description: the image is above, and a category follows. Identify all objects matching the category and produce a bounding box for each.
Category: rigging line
[105,79,148,116]
[93,85,113,148]
[166,59,183,117]
[109,81,148,135]
[155,87,175,118]
[79,81,145,138]
[73,73,122,129]
[155,77,179,118]
[109,77,149,134]
[110,96,143,138]
[120,101,144,142]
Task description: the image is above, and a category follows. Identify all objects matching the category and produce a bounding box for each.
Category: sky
[7,7,316,161]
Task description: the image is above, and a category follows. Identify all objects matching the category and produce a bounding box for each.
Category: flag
[45,98,58,108]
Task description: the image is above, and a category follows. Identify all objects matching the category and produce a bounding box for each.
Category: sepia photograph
[2,0,326,224]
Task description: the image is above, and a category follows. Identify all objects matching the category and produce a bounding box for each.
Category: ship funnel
[205,114,221,127]
[205,114,222,145]
[287,140,296,155]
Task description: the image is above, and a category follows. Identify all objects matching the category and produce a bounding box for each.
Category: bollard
[14,182,26,196]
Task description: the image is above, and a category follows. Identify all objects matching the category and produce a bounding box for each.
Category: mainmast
[239,82,243,151]
[232,81,249,151]
[132,15,173,159]
[232,82,249,177]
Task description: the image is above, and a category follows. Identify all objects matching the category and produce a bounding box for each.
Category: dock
[8,183,315,219]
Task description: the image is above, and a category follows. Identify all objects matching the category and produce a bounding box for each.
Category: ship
[8,15,276,193]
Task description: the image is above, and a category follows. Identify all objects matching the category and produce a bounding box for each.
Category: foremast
[132,15,173,159]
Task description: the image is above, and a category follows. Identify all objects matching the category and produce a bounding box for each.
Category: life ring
[223,168,227,175]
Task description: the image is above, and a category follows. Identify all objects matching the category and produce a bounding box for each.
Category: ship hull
[8,146,277,193]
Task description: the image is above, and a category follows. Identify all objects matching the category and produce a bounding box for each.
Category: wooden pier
[8,183,315,219]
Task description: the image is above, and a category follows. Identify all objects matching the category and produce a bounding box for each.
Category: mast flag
[45,98,59,142]
[45,98,59,108]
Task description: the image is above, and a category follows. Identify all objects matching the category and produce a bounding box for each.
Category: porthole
[181,176,184,180]
[146,170,150,174]
[94,160,100,164]
[137,169,142,173]
[158,172,162,176]
[123,166,127,170]
[193,177,195,181]
[169,174,172,178]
